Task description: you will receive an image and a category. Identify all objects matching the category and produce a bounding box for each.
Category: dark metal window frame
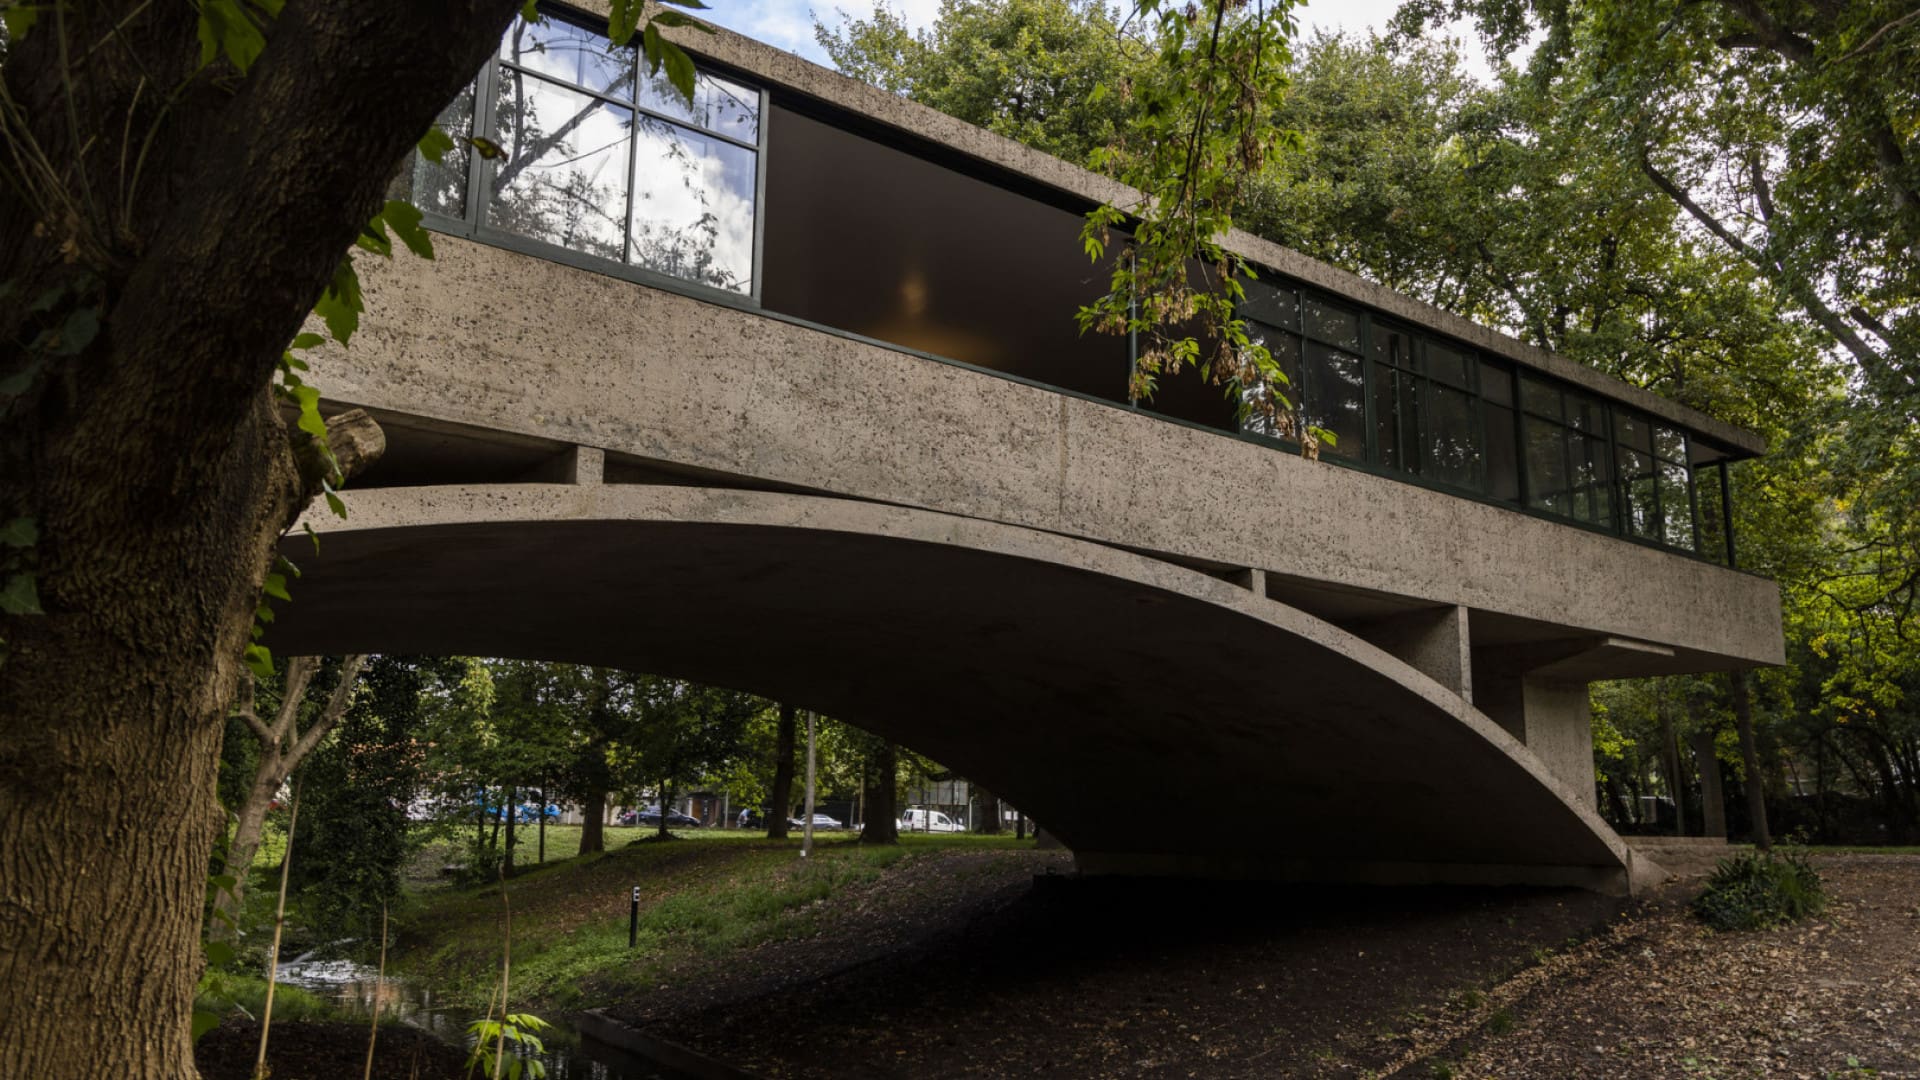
[427,3,771,306]
[1235,275,1737,567]
[400,14,1744,572]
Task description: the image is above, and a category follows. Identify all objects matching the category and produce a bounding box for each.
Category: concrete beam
[1343,606,1472,702]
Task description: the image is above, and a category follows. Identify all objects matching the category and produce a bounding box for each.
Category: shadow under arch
[270,484,1641,893]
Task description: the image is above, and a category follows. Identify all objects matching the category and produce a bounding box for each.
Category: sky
[695,0,1511,82]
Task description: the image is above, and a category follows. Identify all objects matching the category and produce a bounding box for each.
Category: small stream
[276,946,679,1079]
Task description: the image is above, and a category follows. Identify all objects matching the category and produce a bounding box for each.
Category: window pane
[394,81,476,218]
[1697,465,1730,565]
[488,70,633,263]
[1302,342,1365,461]
[1424,381,1481,489]
[502,15,634,99]
[637,69,761,142]
[1619,448,1659,540]
[1370,323,1418,370]
[1565,391,1605,434]
[1481,359,1513,406]
[1660,462,1695,550]
[1486,404,1519,502]
[1371,363,1403,469]
[1239,329,1299,438]
[1524,416,1569,515]
[1570,433,1613,526]
[1613,410,1652,453]
[1428,342,1472,388]
[1520,374,1562,419]
[1240,280,1298,330]
[1302,296,1361,352]
[1655,425,1687,463]
[628,116,758,293]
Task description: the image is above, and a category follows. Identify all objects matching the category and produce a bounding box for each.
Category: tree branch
[291,654,367,762]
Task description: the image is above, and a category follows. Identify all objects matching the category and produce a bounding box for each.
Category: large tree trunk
[1730,671,1772,851]
[767,703,797,839]
[861,743,899,846]
[657,778,675,841]
[975,787,1003,834]
[0,4,521,1076]
[579,786,607,855]
[1692,730,1727,840]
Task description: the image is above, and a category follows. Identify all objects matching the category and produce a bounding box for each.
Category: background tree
[618,677,759,839]
[213,654,367,936]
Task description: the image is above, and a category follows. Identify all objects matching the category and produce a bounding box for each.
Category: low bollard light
[629,885,639,949]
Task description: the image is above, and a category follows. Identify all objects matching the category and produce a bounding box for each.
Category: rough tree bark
[1730,671,1772,851]
[579,787,607,855]
[215,652,370,936]
[766,703,797,839]
[860,743,900,845]
[975,787,1002,833]
[0,5,522,1077]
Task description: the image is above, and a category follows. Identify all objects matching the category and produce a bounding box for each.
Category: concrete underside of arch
[271,484,1656,894]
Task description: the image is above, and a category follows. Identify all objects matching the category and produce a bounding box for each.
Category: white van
[898,808,965,833]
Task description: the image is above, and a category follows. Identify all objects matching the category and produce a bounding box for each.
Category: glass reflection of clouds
[488,72,633,263]
[629,116,757,292]
[504,17,634,99]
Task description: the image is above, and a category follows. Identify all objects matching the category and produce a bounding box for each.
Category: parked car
[898,808,964,833]
[515,802,560,824]
[789,812,843,830]
[629,806,703,828]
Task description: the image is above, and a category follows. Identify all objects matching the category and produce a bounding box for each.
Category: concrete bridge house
[271,3,1784,894]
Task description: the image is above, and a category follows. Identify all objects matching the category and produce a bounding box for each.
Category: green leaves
[1,3,41,39]
[195,0,269,74]
[417,126,457,165]
[0,573,41,616]
[312,257,363,345]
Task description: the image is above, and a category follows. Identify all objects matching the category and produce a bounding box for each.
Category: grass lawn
[388,826,1033,1010]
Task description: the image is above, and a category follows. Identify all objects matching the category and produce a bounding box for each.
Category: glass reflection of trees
[1237,279,1727,560]
[408,10,761,296]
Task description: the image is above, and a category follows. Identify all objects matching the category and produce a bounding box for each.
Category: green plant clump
[1692,850,1827,931]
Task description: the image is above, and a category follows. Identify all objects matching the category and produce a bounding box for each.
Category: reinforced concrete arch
[270,484,1652,893]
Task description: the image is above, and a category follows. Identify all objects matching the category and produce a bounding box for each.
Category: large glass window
[404,8,764,297]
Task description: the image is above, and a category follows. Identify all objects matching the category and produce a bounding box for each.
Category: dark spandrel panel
[1569,433,1613,526]
[628,115,757,294]
[502,15,634,100]
[1659,462,1695,550]
[637,69,760,142]
[1520,374,1562,420]
[1481,358,1513,406]
[1427,341,1472,389]
[487,69,633,264]
[1369,322,1418,370]
[1486,405,1519,502]
[1302,341,1366,461]
[1424,381,1481,490]
[1565,391,1605,434]
[1240,280,1298,330]
[1524,416,1569,515]
[1302,296,1361,352]
[393,81,476,219]
[1654,425,1687,463]
[1613,410,1652,453]
[1371,362,1401,469]
[1697,467,1730,565]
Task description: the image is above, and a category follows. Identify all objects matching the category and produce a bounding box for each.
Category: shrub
[1692,850,1827,931]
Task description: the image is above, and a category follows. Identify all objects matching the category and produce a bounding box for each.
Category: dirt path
[607,851,1918,1079]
